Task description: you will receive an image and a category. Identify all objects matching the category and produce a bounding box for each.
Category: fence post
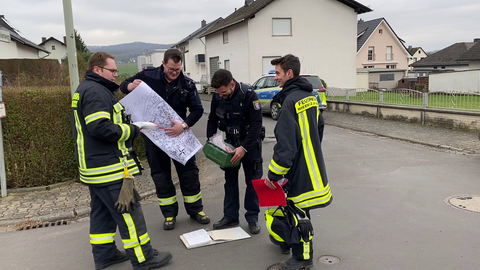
[0,70,7,197]
[423,92,428,108]
[346,89,349,101]
[379,91,384,104]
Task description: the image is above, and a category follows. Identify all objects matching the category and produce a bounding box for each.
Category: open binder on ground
[180,227,251,249]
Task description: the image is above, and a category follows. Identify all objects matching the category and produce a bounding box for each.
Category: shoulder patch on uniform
[253,100,261,110]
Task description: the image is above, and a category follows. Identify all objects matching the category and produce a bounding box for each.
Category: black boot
[266,257,313,270]
[134,249,172,270]
[95,250,129,270]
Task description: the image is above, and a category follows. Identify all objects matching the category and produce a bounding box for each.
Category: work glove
[132,122,157,130]
[114,176,135,213]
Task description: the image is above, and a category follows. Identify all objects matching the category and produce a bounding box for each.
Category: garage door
[210,56,219,79]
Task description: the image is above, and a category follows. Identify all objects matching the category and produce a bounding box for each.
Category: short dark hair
[88,52,115,71]
[163,48,182,63]
[211,69,233,88]
[271,54,300,77]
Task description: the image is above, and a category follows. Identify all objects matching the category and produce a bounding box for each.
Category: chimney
[63,36,67,45]
[408,45,412,51]
[474,38,480,42]
[358,18,364,23]
[201,20,206,28]
[42,37,46,43]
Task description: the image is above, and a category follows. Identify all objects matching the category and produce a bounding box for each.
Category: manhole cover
[319,255,340,265]
[445,195,480,213]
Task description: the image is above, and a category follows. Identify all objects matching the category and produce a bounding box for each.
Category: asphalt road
[1,100,480,270]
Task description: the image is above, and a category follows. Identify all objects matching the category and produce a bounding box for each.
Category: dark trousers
[143,135,203,218]
[89,182,154,268]
[222,140,262,223]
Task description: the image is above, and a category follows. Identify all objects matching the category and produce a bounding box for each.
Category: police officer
[120,49,209,230]
[72,52,172,269]
[206,69,264,234]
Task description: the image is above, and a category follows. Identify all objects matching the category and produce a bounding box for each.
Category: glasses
[99,66,119,74]
[165,67,182,73]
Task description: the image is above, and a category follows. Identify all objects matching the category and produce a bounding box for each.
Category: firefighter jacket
[206,81,263,151]
[119,65,204,128]
[71,71,140,186]
[267,76,332,210]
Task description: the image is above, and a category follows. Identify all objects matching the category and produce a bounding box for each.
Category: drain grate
[16,220,69,231]
[445,195,480,213]
[319,255,340,265]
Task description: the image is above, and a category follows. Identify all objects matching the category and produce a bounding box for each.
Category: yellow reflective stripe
[80,166,139,184]
[139,233,150,245]
[298,111,322,191]
[184,192,201,203]
[90,233,115,244]
[74,111,87,169]
[289,184,331,204]
[159,195,177,206]
[268,159,289,175]
[294,192,332,209]
[302,240,311,260]
[79,159,137,175]
[117,124,130,155]
[258,99,270,103]
[122,238,139,249]
[122,213,146,263]
[85,111,110,124]
[114,102,124,112]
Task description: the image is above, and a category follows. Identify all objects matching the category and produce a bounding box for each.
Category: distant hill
[88,42,173,63]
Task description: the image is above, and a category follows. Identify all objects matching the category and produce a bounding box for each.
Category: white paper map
[119,82,202,165]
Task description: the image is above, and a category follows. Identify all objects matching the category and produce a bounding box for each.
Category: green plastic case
[203,141,240,168]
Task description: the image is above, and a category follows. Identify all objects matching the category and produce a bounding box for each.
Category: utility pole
[62,0,79,97]
[0,70,7,197]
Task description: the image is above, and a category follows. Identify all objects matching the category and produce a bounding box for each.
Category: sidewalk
[1,106,479,231]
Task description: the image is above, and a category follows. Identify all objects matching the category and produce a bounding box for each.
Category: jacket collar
[85,71,119,93]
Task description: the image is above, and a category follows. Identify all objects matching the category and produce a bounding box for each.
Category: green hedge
[0,59,65,87]
[2,86,145,188]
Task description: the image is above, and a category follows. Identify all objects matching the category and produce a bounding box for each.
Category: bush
[0,59,65,87]
[415,84,426,92]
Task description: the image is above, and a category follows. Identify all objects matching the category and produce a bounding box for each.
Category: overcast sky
[2,0,479,52]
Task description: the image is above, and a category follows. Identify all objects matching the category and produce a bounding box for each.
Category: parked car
[251,73,326,120]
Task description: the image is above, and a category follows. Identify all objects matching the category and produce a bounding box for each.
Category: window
[224,60,230,71]
[272,18,292,36]
[363,65,374,68]
[253,77,267,90]
[379,29,383,35]
[434,66,438,69]
[386,65,396,69]
[223,31,228,44]
[413,57,417,62]
[441,66,445,69]
[386,46,393,60]
[52,45,56,50]
[380,74,395,81]
[368,46,375,61]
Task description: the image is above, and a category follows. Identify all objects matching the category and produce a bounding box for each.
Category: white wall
[356,71,369,89]
[181,39,207,82]
[368,70,405,89]
[430,70,480,93]
[0,40,40,59]
[147,50,166,67]
[246,0,358,87]
[206,22,250,83]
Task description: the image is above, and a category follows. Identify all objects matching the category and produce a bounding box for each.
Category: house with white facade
[0,15,49,59]
[38,36,67,63]
[200,0,372,89]
[171,18,222,83]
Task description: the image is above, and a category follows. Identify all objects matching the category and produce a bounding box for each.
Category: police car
[251,72,327,120]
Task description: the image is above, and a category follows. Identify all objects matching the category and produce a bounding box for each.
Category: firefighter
[120,49,209,230]
[72,52,172,269]
[206,69,264,234]
[264,54,333,270]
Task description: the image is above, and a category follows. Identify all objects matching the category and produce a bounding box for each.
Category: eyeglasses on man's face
[165,66,182,73]
[99,66,119,74]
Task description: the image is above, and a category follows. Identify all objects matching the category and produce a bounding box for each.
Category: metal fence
[327,87,480,111]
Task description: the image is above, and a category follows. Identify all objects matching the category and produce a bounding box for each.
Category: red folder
[252,179,287,207]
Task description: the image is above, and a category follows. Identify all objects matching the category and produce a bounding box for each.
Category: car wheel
[270,102,281,120]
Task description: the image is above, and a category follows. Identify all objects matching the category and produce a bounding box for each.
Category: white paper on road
[119,82,202,165]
